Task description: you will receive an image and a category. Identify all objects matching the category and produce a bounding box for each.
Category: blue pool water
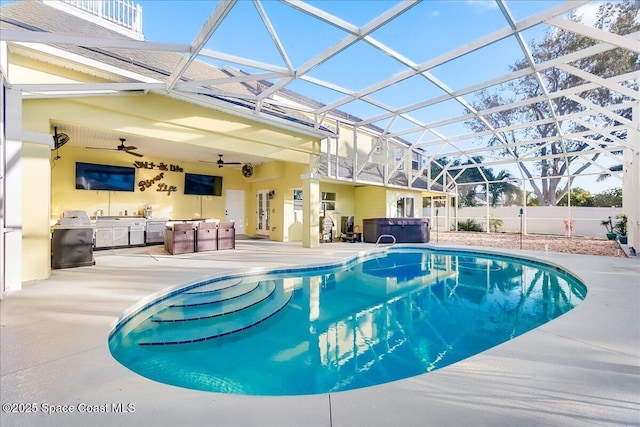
[108,247,586,395]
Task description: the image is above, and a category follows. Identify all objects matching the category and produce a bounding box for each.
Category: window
[397,197,414,217]
[412,152,421,171]
[395,148,404,171]
[321,192,336,211]
[293,190,336,212]
[293,189,303,211]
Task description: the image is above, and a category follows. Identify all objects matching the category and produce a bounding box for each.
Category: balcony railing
[54,0,143,36]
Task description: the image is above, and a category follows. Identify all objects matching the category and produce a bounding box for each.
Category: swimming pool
[108,247,586,396]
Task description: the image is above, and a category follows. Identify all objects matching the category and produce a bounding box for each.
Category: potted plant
[614,213,628,244]
[601,216,617,240]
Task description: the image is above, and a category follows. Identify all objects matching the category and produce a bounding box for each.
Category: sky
[134,1,594,136]
[1,0,622,194]
[133,0,619,194]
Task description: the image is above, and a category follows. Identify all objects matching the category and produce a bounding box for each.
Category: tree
[454,157,487,207]
[426,156,486,207]
[424,156,447,186]
[556,187,593,206]
[465,0,638,206]
[485,169,521,207]
[591,187,622,207]
[597,164,623,182]
[528,194,540,207]
[435,157,524,207]
[489,215,503,233]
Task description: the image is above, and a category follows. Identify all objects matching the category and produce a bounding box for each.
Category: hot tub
[362,218,430,243]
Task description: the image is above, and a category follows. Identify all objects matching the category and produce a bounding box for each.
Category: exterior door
[225,189,245,235]
[256,190,271,236]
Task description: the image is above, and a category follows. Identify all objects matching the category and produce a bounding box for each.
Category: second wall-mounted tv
[75,162,136,192]
[184,173,223,196]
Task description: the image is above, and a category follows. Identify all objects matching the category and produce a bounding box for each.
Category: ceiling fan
[89,138,143,157]
[52,126,69,162]
[52,126,70,150]
[215,154,241,168]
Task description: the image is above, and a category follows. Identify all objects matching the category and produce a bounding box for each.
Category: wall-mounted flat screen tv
[184,173,223,196]
[75,162,136,192]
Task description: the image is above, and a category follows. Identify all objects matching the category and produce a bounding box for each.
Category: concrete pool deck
[1,240,639,426]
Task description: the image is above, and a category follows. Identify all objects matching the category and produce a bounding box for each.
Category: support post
[301,150,321,248]
[486,181,490,233]
[625,102,639,254]
[519,207,524,250]
[1,84,23,295]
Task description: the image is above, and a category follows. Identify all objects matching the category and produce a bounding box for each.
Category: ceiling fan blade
[86,146,116,151]
[85,144,142,157]
[210,155,243,167]
[126,150,144,158]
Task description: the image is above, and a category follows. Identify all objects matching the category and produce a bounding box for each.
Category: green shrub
[614,213,627,236]
[457,219,484,232]
[489,215,503,233]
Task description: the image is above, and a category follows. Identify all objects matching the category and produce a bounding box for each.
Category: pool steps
[150,281,275,322]
[135,279,292,345]
[167,280,260,308]
[182,277,242,294]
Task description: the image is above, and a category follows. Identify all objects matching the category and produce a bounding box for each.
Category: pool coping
[1,241,639,426]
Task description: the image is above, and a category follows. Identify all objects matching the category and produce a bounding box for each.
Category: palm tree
[489,215,503,233]
[488,170,521,207]
[597,164,622,182]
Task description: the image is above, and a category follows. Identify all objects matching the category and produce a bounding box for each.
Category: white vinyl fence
[440,206,624,238]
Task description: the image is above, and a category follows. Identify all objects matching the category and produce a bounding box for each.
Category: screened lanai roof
[1,0,638,196]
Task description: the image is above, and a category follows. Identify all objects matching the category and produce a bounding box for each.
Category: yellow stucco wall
[354,186,387,229]
[242,167,360,242]
[318,182,355,236]
[385,188,426,218]
[51,147,252,222]
[21,87,333,276]
[326,123,385,164]
[22,142,52,281]
[246,161,308,241]
[354,186,425,226]
[17,78,323,279]
[50,150,326,245]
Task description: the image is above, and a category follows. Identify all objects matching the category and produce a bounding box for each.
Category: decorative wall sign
[138,173,164,191]
[134,161,183,172]
[138,173,176,195]
[157,183,177,195]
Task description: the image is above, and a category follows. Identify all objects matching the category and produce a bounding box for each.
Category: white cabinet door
[112,227,129,246]
[95,228,112,248]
